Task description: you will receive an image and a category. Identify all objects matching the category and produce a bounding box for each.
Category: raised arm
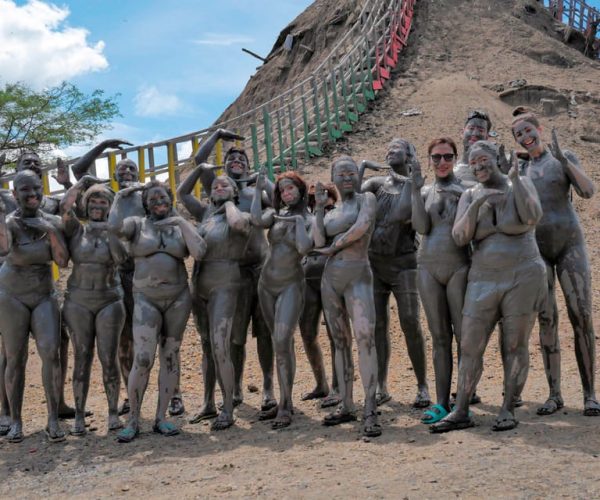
[550,130,595,199]
[176,163,210,220]
[250,167,274,228]
[411,173,431,236]
[71,139,133,180]
[108,185,143,239]
[312,182,328,248]
[0,200,11,256]
[508,158,543,225]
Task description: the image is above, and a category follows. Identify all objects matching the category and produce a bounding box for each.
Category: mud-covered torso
[237,185,267,266]
[521,149,584,261]
[370,179,416,256]
[325,194,373,262]
[198,210,249,261]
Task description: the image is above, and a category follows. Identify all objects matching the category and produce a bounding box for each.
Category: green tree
[0,81,120,164]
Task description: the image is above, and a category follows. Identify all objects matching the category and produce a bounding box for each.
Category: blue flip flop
[421,404,449,424]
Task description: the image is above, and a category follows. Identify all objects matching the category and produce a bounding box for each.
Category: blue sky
[1,0,599,156]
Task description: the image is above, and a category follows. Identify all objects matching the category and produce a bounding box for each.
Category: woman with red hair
[251,168,313,429]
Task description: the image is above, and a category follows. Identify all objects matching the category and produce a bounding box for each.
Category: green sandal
[153,420,179,437]
[421,404,449,424]
[117,425,139,443]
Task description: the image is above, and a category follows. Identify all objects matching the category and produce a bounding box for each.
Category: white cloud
[134,85,183,117]
[193,33,254,46]
[0,0,108,88]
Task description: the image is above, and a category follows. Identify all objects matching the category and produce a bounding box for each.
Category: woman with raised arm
[299,183,340,408]
[431,141,545,433]
[110,181,206,442]
[250,168,312,429]
[511,107,598,416]
[411,138,471,424]
[314,156,380,437]
[60,177,127,436]
[0,170,69,443]
[181,175,251,430]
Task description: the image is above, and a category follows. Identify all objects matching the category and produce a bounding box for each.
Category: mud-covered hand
[217,128,245,142]
[255,166,268,191]
[153,216,183,228]
[21,216,57,234]
[117,184,144,197]
[312,245,335,256]
[472,188,503,207]
[549,128,568,168]
[410,159,426,190]
[102,139,133,150]
[406,142,421,175]
[314,181,329,209]
[52,158,70,186]
[508,150,520,181]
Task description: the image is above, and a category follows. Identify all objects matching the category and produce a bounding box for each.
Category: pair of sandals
[322,408,382,437]
[117,421,179,443]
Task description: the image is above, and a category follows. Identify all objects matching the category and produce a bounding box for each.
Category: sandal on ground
[583,398,600,417]
[69,424,87,437]
[492,416,518,432]
[320,394,342,409]
[45,426,66,443]
[301,389,328,401]
[536,397,564,416]
[0,422,10,436]
[258,405,278,421]
[421,404,449,424]
[430,416,475,434]
[189,409,218,424]
[376,392,392,406]
[322,408,357,427]
[117,425,139,443]
[211,414,234,431]
[271,414,292,430]
[412,393,431,409]
[153,420,179,437]
[260,398,277,412]
[168,396,185,417]
[362,413,382,437]
[7,427,24,443]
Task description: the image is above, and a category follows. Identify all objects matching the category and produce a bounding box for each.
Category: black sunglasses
[430,153,455,163]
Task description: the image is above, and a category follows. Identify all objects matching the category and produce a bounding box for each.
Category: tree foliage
[0,81,120,163]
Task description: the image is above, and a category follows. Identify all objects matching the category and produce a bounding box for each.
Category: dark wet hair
[465,109,492,132]
[387,137,410,151]
[116,158,138,171]
[308,182,338,211]
[224,147,250,166]
[141,180,174,214]
[13,169,42,188]
[427,137,458,156]
[83,183,115,208]
[273,171,308,212]
[511,106,541,133]
[468,140,499,164]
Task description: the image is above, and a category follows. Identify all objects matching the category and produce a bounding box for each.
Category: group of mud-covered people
[0,105,597,444]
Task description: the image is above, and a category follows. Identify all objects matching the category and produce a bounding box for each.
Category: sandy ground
[2,0,600,498]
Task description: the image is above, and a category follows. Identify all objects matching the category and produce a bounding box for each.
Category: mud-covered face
[279,179,301,207]
[332,160,359,195]
[16,153,43,178]
[115,161,139,187]
[87,193,110,222]
[469,149,497,184]
[225,151,248,179]
[463,118,489,151]
[14,175,43,213]
[146,186,171,219]
[512,120,542,153]
[211,177,235,204]
[429,143,455,179]
[385,142,408,168]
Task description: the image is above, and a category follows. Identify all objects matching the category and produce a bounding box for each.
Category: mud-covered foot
[233,388,244,407]
[376,392,392,406]
[45,421,66,443]
[7,422,24,443]
[261,397,277,412]
[492,409,518,432]
[108,414,123,431]
[258,404,278,421]
[153,419,179,437]
[70,416,86,436]
[118,399,131,416]
[211,411,234,431]
[412,387,431,409]
[301,387,329,401]
[320,392,342,409]
[536,397,564,416]
[583,397,600,417]
[322,407,357,426]
[189,404,218,424]
[451,392,481,405]
[513,395,524,408]
[271,409,292,430]
[168,396,185,417]
[0,415,10,436]
[362,412,382,437]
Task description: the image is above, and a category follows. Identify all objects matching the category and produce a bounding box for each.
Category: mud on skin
[360,139,430,408]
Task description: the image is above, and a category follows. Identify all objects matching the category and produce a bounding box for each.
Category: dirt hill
[2,1,600,498]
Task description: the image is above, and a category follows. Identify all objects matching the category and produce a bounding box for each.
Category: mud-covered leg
[557,248,599,415]
[299,281,329,400]
[418,268,452,411]
[537,262,563,415]
[208,287,237,430]
[0,295,30,442]
[155,289,191,432]
[345,278,379,436]
[118,272,134,415]
[495,313,536,431]
[394,268,430,408]
[96,301,126,430]
[253,292,275,411]
[31,297,64,442]
[63,300,95,436]
[0,345,10,435]
[57,317,75,418]
[373,277,391,406]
